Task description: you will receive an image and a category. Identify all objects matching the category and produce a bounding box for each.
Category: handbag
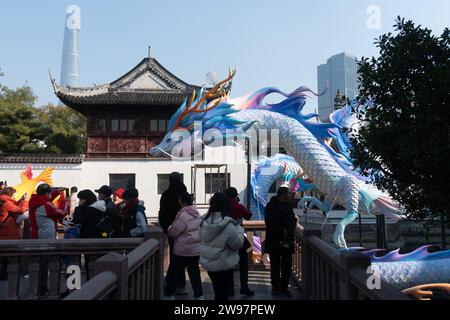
[243,235,252,250]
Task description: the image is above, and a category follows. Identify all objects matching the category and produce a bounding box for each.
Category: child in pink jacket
[164,192,204,300]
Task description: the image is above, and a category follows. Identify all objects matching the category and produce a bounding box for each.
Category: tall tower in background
[317,52,358,121]
[60,5,81,87]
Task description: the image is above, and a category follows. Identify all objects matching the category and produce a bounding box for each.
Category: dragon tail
[373,195,405,220]
[35,167,54,186]
[359,185,404,221]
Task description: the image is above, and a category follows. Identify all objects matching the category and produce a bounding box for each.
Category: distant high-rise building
[60,5,81,87]
[317,52,358,121]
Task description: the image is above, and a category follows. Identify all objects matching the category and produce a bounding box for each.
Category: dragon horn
[172,69,237,130]
[188,90,196,108]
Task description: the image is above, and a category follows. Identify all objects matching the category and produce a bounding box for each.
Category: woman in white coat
[200,192,245,300]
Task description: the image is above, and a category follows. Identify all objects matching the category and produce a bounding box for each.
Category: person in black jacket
[72,190,106,280]
[264,187,297,297]
[158,172,187,294]
[72,190,105,239]
[95,185,123,237]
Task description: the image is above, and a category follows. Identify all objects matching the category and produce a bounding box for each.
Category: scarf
[123,198,139,221]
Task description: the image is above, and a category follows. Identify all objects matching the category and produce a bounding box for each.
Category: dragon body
[250,154,316,219]
[149,71,448,294]
[351,246,450,291]
[231,108,402,248]
[149,71,403,249]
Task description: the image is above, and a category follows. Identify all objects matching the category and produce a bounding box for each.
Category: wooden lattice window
[157,174,184,195]
[88,118,106,134]
[150,119,170,133]
[111,119,144,134]
[205,173,230,194]
[109,174,136,191]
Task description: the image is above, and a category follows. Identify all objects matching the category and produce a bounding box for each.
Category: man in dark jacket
[225,187,254,296]
[158,172,187,294]
[264,187,297,297]
[122,188,148,238]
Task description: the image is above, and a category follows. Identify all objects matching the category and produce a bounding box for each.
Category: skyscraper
[317,52,358,121]
[60,5,81,87]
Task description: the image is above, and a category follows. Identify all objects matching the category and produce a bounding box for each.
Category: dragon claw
[332,228,344,248]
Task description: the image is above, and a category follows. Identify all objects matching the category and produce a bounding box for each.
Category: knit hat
[114,188,125,199]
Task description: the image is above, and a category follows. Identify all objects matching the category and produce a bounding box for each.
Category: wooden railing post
[27,256,40,300]
[145,226,164,300]
[7,257,21,300]
[340,251,371,300]
[95,252,128,300]
[48,256,62,300]
[301,228,322,300]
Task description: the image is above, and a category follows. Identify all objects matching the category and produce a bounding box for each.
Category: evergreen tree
[353,17,450,222]
[0,69,86,154]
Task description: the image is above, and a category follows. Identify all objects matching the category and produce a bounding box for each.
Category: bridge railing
[0,237,144,300]
[294,225,410,300]
[64,227,164,300]
[243,221,409,300]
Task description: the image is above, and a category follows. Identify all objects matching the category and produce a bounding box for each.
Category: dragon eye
[166,138,172,143]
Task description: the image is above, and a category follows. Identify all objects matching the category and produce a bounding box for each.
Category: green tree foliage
[37,104,86,154]
[353,17,450,220]
[0,70,86,154]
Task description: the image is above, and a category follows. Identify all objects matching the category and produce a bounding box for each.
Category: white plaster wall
[81,158,189,217]
[0,163,83,189]
[0,145,252,219]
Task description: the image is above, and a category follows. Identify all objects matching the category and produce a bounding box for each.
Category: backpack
[96,201,121,238]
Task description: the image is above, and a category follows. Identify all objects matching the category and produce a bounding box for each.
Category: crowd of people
[159,172,297,300]
[0,182,148,297]
[0,172,298,300]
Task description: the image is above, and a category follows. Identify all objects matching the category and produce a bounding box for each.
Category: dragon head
[149,69,257,158]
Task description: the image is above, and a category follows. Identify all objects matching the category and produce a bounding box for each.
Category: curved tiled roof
[51,57,202,110]
[0,154,84,164]
[55,89,191,106]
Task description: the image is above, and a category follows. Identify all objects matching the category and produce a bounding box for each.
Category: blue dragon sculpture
[250,154,316,219]
[350,246,450,291]
[150,70,404,248]
[150,70,450,294]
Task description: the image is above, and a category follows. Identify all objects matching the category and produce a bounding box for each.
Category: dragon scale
[232,109,368,247]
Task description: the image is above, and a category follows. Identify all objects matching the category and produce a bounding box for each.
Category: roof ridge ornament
[49,69,58,93]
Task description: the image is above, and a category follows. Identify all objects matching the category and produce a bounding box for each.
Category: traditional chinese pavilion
[52,54,202,158]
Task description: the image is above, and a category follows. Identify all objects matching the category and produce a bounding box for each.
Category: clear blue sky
[1,0,449,113]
